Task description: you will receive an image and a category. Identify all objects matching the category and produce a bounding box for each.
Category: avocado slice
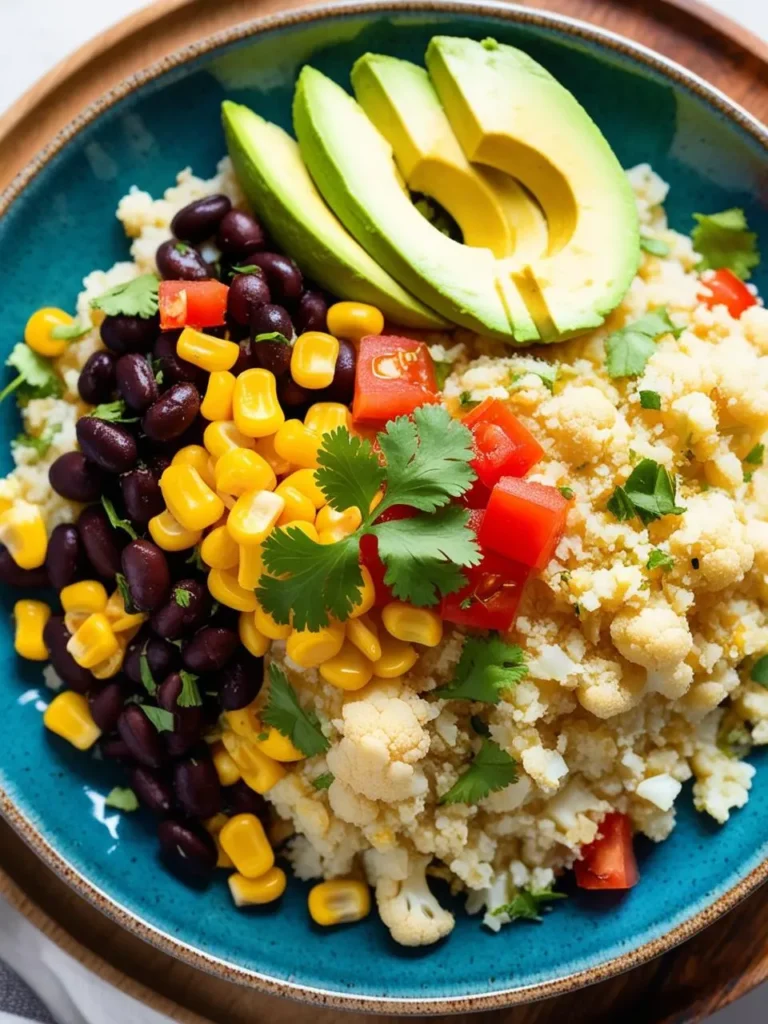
[221,101,446,329]
[426,36,640,340]
[351,54,546,263]
[292,67,528,340]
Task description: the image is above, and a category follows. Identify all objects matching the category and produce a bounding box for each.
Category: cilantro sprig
[607,458,686,525]
[101,495,138,540]
[692,208,760,280]
[639,236,670,258]
[91,274,159,318]
[605,308,682,379]
[13,424,61,460]
[104,787,139,812]
[0,344,63,405]
[177,670,202,708]
[492,884,566,923]
[51,321,90,341]
[751,655,768,688]
[262,665,329,757]
[141,705,174,733]
[439,739,518,805]
[257,405,480,630]
[435,636,528,704]
[174,587,193,608]
[312,771,335,790]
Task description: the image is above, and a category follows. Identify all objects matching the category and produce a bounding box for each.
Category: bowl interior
[1,3,768,1007]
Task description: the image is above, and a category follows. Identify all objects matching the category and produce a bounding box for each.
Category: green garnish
[692,208,760,280]
[639,390,661,410]
[639,236,670,257]
[745,444,764,466]
[435,636,528,704]
[607,458,686,525]
[558,486,574,500]
[439,739,518,806]
[231,264,262,275]
[605,308,682,379]
[433,360,453,390]
[139,643,156,695]
[50,321,90,341]
[101,495,138,540]
[174,242,190,255]
[91,273,159,318]
[312,772,335,790]
[492,884,566,923]
[115,573,138,614]
[13,424,61,459]
[509,361,558,393]
[88,399,138,423]
[104,787,139,812]
[458,391,479,410]
[174,587,193,608]
[253,331,290,345]
[0,344,63,405]
[257,405,479,630]
[140,705,174,733]
[177,670,202,708]
[262,665,329,757]
[647,549,675,571]
[750,655,768,688]
[186,546,206,572]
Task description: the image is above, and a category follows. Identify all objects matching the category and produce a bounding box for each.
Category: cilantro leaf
[433,360,452,390]
[115,573,138,615]
[639,390,661,410]
[139,644,156,695]
[13,424,61,460]
[104,787,139,812]
[51,321,90,341]
[262,665,329,757]
[177,670,202,707]
[508,359,558,393]
[439,739,518,805]
[0,344,62,405]
[751,655,768,688]
[605,308,681,379]
[607,459,685,525]
[91,274,159,318]
[186,546,206,572]
[458,391,478,410]
[558,486,574,500]
[231,264,262,276]
[89,400,137,423]
[140,705,174,733]
[717,717,752,760]
[692,208,760,280]
[253,331,290,345]
[314,428,385,515]
[492,885,566,923]
[101,495,138,540]
[435,635,528,704]
[745,444,764,466]
[312,772,335,790]
[372,506,481,606]
[174,587,192,608]
[640,236,670,257]
[647,549,675,571]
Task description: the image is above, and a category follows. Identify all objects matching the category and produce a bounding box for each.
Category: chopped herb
[177,670,202,708]
[91,273,159,318]
[230,264,262,275]
[186,546,206,572]
[751,654,768,687]
[470,715,490,737]
[174,587,193,608]
[101,495,138,540]
[256,731,269,742]
[312,772,335,790]
[647,549,675,571]
[154,369,164,386]
[253,331,290,345]
[139,644,156,695]
[262,665,329,757]
[459,596,474,610]
[607,458,686,525]
[104,787,139,812]
[558,486,574,500]
[174,242,190,255]
[13,424,61,459]
[639,390,662,410]
[508,361,558,393]
[439,739,518,806]
[691,557,700,570]
[458,391,479,410]
[0,344,63,405]
[605,307,682,379]
[50,320,90,341]
[692,208,760,280]
[88,399,138,423]
[435,635,528,704]
[639,236,671,257]
[433,360,453,390]
[744,470,754,484]
[140,705,174,733]
[745,444,764,466]
[717,718,752,760]
[115,573,138,614]
[492,884,566,923]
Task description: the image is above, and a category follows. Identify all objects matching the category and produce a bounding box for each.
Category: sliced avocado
[221,101,445,330]
[351,54,546,262]
[292,67,532,340]
[427,36,640,340]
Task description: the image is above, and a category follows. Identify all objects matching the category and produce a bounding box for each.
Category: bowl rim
[2,0,768,1012]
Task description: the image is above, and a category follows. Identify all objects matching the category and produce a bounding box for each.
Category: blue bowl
[2,2,768,1012]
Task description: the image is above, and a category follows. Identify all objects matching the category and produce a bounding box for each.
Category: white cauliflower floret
[610,602,692,672]
[669,491,754,591]
[692,716,756,824]
[373,854,455,947]
[540,386,618,464]
[577,660,646,719]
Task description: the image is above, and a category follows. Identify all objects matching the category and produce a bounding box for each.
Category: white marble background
[0,0,766,1021]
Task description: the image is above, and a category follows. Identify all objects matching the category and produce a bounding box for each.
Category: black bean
[45,524,83,590]
[142,383,200,442]
[319,338,356,405]
[121,540,171,612]
[158,819,216,877]
[42,616,94,693]
[101,736,133,761]
[76,416,137,475]
[116,353,159,412]
[277,375,310,410]
[295,290,328,334]
[124,629,179,687]
[89,682,126,733]
[250,302,293,341]
[49,451,102,503]
[230,341,251,377]
[120,467,164,526]
[156,239,212,281]
[152,332,207,389]
[0,545,48,588]
[216,209,266,256]
[227,272,270,326]
[223,780,268,819]
[247,252,302,304]
[150,579,209,640]
[77,505,124,578]
[251,338,292,378]
[132,765,174,814]
[101,314,159,356]
[182,626,238,674]
[216,652,264,711]
[171,194,232,244]
[78,351,117,405]
[174,756,221,819]
[117,704,166,768]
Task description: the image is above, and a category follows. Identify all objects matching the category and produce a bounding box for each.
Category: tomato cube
[159,280,229,330]
[479,477,569,571]
[353,335,438,424]
[574,812,639,891]
[463,398,544,487]
[699,268,757,319]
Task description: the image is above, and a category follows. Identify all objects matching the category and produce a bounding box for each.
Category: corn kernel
[349,566,375,619]
[221,731,286,793]
[219,813,274,879]
[277,520,319,543]
[208,567,258,612]
[90,643,126,680]
[160,465,224,532]
[373,633,419,678]
[217,842,235,869]
[200,524,239,570]
[66,612,119,669]
[254,602,291,641]
[171,444,217,489]
[64,612,89,636]
[304,402,352,437]
[204,812,229,835]
[319,642,374,691]
[285,621,345,668]
[254,432,291,476]
[326,301,384,341]
[227,489,284,546]
[281,468,327,509]
[308,880,371,926]
[256,726,305,762]
[381,602,443,647]
[291,332,339,389]
[14,600,50,660]
[212,742,241,786]
[226,705,259,742]
[237,543,264,591]
[216,490,236,511]
[0,501,47,569]
[215,447,276,497]
[104,589,147,633]
[239,611,270,658]
[229,867,287,907]
[177,327,239,372]
[199,369,236,420]
[346,613,382,662]
[273,420,321,469]
[43,691,101,750]
[233,368,285,438]
[24,307,74,358]
[60,580,107,616]
[275,482,316,526]
[203,420,256,459]
[315,504,362,540]
[148,509,202,552]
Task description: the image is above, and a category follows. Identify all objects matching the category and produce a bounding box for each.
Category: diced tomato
[353,335,439,424]
[159,280,229,330]
[440,510,530,631]
[459,476,492,510]
[574,812,639,891]
[698,268,757,318]
[360,505,416,605]
[462,397,544,487]
[479,476,569,571]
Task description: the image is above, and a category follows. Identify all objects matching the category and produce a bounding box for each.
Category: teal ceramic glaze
[1,3,767,1011]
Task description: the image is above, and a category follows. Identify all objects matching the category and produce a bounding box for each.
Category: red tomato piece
[360,505,416,606]
[459,476,492,510]
[574,812,639,891]
[463,398,544,487]
[159,280,229,330]
[479,476,569,571]
[353,335,439,424]
[440,510,530,631]
[698,268,757,318]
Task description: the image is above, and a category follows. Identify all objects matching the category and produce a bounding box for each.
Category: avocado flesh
[221,101,446,330]
[427,36,640,339]
[293,66,524,340]
[351,54,546,264]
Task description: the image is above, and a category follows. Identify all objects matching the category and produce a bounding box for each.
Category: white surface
[0,0,767,1021]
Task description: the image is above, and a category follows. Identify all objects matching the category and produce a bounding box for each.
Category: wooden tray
[2,1,768,1021]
